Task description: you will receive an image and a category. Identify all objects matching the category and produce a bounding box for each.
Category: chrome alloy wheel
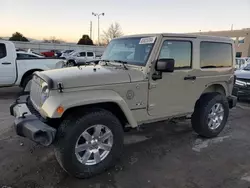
[75,124,113,165]
[207,103,225,130]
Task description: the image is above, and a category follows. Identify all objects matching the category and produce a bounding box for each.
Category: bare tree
[102,22,123,44]
[43,36,64,44]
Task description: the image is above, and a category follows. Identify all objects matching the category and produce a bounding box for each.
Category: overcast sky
[1,0,250,42]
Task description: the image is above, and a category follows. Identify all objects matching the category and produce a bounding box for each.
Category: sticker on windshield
[139,37,156,44]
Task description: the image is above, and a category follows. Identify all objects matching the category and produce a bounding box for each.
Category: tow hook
[20,112,28,118]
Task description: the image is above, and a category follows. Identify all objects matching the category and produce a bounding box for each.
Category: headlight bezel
[41,82,50,104]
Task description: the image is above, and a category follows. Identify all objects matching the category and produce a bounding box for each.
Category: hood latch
[57,82,64,93]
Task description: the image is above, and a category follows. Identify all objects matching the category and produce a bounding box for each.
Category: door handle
[184,76,196,80]
[2,62,11,65]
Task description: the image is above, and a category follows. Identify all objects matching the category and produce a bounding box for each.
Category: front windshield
[101,37,156,66]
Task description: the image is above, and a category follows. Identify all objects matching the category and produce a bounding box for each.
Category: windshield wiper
[112,60,128,70]
[99,59,112,66]
[100,59,128,70]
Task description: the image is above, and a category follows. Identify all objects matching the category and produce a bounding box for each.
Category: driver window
[79,52,86,57]
[159,40,192,69]
[0,43,7,59]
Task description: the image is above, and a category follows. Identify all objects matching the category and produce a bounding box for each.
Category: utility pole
[90,21,92,39]
[92,12,105,45]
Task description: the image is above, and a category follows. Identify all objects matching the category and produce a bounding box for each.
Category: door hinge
[149,83,157,90]
[148,104,155,110]
[57,82,64,93]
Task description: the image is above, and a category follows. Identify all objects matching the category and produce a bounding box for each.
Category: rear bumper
[10,95,56,146]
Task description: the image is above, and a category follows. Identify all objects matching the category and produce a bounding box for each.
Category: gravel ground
[0,87,250,188]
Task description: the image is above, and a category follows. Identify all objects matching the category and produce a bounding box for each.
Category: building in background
[194,28,250,57]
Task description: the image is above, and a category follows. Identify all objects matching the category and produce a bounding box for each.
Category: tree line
[4,22,123,46]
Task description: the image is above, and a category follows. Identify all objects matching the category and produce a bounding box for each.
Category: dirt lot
[1,87,250,188]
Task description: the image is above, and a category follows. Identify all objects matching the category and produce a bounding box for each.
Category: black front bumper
[10,95,56,146]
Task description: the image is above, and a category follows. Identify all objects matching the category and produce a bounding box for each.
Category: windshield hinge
[149,83,157,89]
[57,82,64,93]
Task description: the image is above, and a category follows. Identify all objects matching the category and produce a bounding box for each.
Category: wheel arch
[42,90,138,128]
[20,69,43,87]
[194,83,227,110]
[202,83,227,95]
[62,102,131,129]
[67,59,77,65]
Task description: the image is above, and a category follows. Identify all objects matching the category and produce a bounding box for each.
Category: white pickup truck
[0,40,65,92]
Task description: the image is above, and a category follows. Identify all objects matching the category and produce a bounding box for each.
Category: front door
[148,38,198,117]
[0,42,16,86]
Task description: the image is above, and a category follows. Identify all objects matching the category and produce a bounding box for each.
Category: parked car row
[16,50,45,59]
[41,49,101,66]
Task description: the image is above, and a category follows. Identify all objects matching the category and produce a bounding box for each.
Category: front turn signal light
[57,106,64,114]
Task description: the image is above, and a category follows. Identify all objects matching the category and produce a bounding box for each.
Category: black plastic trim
[227,95,237,109]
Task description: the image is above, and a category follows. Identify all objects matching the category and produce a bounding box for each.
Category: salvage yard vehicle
[235,57,248,70]
[16,50,44,59]
[233,63,250,99]
[66,50,96,66]
[60,49,74,58]
[41,50,61,57]
[10,33,237,178]
[0,40,66,92]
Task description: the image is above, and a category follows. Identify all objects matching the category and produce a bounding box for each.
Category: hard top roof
[117,33,233,42]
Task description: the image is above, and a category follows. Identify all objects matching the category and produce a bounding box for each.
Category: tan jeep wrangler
[10,33,237,178]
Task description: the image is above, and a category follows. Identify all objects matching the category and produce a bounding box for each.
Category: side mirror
[155,58,175,72]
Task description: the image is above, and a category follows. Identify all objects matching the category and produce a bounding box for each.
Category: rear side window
[0,43,7,59]
[200,42,232,68]
[87,52,94,57]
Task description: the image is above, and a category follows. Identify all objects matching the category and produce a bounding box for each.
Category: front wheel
[54,109,124,178]
[64,60,75,67]
[192,93,229,138]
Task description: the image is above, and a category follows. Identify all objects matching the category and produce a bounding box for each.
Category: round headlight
[41,82,50,104]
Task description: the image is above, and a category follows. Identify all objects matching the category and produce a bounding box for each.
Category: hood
[235,70,250,79]
[38,65,145,89]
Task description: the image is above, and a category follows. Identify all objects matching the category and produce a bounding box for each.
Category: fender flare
[41,89,138,127]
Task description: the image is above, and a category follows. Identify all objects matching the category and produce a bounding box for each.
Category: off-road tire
[191,93,229,138]
[54,109,124,179]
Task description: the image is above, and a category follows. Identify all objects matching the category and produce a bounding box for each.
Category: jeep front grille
[30,77,43,109]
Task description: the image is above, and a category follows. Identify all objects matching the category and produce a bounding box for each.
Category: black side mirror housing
[155,58,175,72]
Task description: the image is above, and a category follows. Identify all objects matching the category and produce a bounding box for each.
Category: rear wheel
[54,109,124,178]
[192,93,229,138]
